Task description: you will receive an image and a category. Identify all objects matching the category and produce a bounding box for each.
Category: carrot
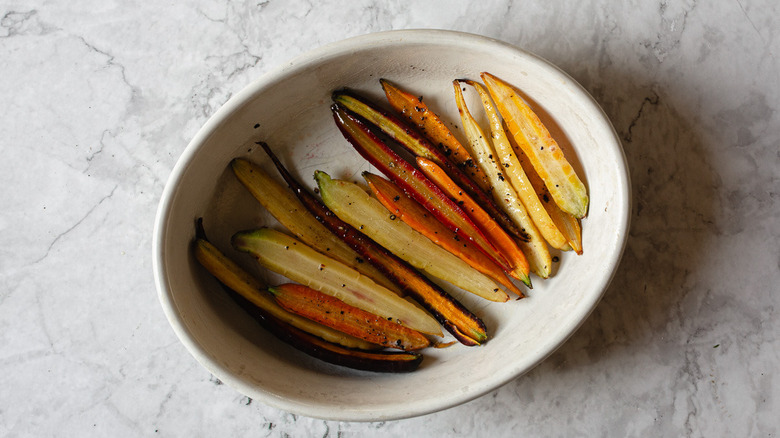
[333,89,528,243]
[231,158,404,295]
[259,141,487,346]
[269,283,431,351]
[264,318,423,373]
[380,78,492,193]
[464,79,570,251]
[452,81,553,279]
[364,172,525,298]
[416,157,532,287]
[481,72,589,218]
[317,171,510,303]
[232,228,442,336]
[194,236,379,351]
[231,288,423,372]
[511,137,583,254]
[332,104,511,273]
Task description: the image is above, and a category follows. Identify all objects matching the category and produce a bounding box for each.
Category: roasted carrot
[269,283,431,351]
[258,141,488,346]
[481,72,589,218]
[364,172,525,298]
[194,233,379,351]
[231,288,423,372]
[334,89,527,243]
[416,157,532,287]
[331,104,511,272]
[317,171,509,303]
[511,137,583,254]
[465,79,570,251]
[232,228,442,336]
[231,158,404,295]
[452,80,553,279]
[380,78,493,193]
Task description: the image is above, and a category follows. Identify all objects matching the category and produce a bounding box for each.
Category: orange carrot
[364,172,524,298]
[380,79,492,193]
[417,157,532,287]
[268,283,432,351]
[332,105,511,274]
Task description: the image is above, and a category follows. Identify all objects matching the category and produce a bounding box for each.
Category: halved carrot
[380,78,492,193]
[232,228,442,336]
[364,172,525,298]
[464,79,570,251]
[194,235,379,350]
[258,141,488,346]
[268,283,431,351]
[317,171,509,302]
[231,288,423,372]
[332,104,511,273]
[269,321,424,373]
[451,81,553,279]
[481,72,589,218]
[333,90,527,242]
[231,158,404,295]
[416,157,533,287]
[511,137,583,254]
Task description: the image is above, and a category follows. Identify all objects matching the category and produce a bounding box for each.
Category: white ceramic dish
[153,29,630,421]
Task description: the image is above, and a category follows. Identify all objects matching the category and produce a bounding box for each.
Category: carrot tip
[519,273,532,289]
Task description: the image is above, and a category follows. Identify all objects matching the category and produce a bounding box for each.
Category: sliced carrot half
[416,157,532,287]
[364,172,524,298]
[269,283,431,351]
[380,78,493,193]
[511,137,583,254]
[481,72,589,218]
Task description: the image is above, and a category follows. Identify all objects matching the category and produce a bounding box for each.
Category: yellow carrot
[452,80,553,279]
[511,137,583,254]
[231,158,404,295]
[465,79,570,250]
[481,72,589,218]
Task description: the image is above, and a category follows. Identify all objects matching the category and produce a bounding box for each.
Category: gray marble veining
[1,0,777,436]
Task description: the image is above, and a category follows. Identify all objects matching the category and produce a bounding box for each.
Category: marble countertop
[2,0,777,436]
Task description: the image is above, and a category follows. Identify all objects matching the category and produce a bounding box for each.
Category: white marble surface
[1,0,777,436]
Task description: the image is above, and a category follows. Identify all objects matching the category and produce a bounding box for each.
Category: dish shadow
[508,60,721,382]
